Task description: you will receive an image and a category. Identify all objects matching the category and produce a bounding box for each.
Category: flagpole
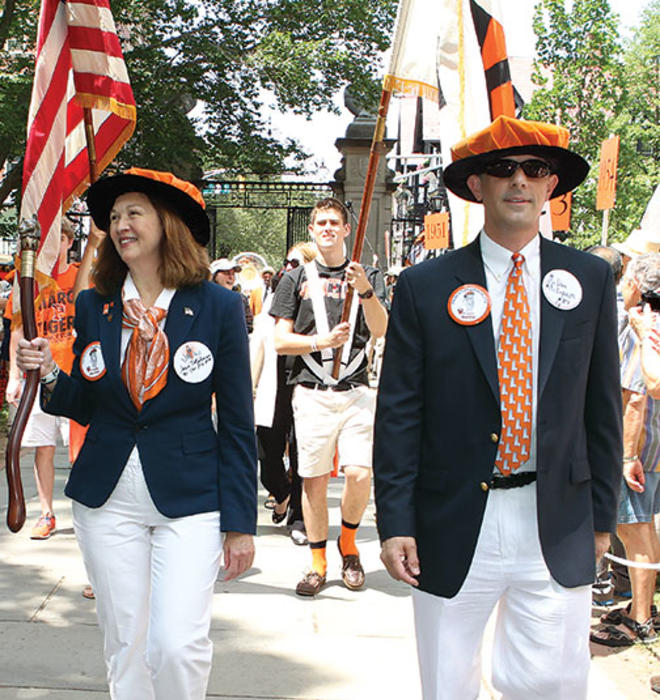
[331,86,393,380]
[83,108,99,183]
[5,109,101,532]
[5,220,41,531]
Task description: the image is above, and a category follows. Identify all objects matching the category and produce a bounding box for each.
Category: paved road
[0,447,629,698]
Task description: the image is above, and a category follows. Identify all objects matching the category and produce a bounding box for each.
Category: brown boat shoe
[337,537,365,591]
[295,570,326,597]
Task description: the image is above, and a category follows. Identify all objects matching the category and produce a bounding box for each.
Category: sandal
[271,495,290,524]
[601,603,660,629]
[622,616,658,644]
[82,585,95,600]
[590,624,635,647]
[264,495,276,510]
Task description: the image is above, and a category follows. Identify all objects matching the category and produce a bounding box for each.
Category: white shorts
[292,384,376,478]
[14,384,68,448]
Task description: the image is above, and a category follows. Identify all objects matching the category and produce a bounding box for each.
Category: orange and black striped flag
[469,0,516,119]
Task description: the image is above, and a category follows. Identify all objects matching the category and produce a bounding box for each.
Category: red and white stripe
[20,0,135,289]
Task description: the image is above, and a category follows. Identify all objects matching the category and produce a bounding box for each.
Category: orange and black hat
[86,167,210,245]
[443,115,589,203]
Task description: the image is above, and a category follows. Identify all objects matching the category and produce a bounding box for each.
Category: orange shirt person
[5,218,79,539]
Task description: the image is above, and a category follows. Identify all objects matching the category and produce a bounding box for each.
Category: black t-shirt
[269,259,386,387]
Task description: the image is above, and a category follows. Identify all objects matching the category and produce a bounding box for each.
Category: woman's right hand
[16,337,56,378]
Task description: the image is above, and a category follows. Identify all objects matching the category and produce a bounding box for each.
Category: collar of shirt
[479,230,540,283]
[122,272,176,313]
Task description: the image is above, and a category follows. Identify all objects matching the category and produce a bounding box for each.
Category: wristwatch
[358,288,374,300]
[40,365,60,385]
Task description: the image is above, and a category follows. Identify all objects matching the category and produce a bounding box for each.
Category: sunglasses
[284,258,300,268]
[482,159,553,179]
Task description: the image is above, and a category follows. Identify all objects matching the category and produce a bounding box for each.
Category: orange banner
[550,191,572,231]
[424,212,450,249]
[596,136,620,211]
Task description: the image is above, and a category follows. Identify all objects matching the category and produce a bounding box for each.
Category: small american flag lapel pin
[184,307,194,316]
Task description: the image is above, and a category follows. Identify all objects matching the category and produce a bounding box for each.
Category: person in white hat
[211,258,253,332]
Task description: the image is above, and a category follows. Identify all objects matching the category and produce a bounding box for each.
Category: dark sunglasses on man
[482,158,554,179]
[284,258,301,269]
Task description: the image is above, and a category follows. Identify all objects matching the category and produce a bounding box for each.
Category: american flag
[19,0,135,290]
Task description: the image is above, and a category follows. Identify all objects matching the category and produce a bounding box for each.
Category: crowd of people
[5,113,659,699]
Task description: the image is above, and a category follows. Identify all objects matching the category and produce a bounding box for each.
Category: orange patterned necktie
[121,298,169,411]
[494,252,532,476]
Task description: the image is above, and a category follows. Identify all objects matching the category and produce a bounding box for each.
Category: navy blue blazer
[42,281,258,534]
[374,236,622,597]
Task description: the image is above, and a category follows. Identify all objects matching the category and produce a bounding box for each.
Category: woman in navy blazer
[17,168,257,700]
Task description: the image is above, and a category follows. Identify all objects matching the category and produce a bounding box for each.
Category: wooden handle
[331,88,392,380]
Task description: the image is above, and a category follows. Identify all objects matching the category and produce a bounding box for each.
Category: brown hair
[92,196,210,296]
[309,197,349,226]
[61,217,75,240]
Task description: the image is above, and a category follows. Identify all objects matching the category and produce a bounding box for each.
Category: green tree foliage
[212,207,287,264]
[524,0,624,247]
[612,0,660,238]
[0,0,395,206]
[525,0,659,248]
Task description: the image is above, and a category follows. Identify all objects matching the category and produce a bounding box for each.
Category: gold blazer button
[480,481,489,492]
[490,433,499,443]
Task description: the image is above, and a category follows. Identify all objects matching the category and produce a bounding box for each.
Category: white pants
[72,448,222,700]
[413,484,591,700]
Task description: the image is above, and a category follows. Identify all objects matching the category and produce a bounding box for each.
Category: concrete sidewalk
[0,447,630,698]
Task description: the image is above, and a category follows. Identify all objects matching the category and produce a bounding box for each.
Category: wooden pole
[83,108,99,183]
[601,208,610,246]
[5,218,40,531]
[6,108,100,532]
[331,87,392,380]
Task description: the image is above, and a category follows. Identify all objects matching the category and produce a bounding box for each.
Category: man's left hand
[222,532,255,581]
[594,531,611,561]
[345,262,371,295]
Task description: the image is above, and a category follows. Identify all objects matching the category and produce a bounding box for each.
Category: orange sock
[339,520,359,556]
[310,541,327,576]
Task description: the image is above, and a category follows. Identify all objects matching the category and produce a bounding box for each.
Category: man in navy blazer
[374,116,621,699]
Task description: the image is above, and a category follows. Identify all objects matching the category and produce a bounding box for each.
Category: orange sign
[550,191,572,231]
[424,212,450,250]
[596,135,620,211]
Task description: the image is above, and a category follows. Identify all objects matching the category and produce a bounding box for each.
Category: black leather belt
[489,471,537,489]
[298,381,356,392]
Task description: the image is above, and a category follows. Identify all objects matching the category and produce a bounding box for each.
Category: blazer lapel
[453,238,499,404]
[98,290,136,412]
[164,285,202,355]
[538,237,566,399]
[99,291,122,378]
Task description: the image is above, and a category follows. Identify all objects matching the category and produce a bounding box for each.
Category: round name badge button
[80,341,106,381]
[448,284,492,326]
[173,341,214,383]
[542,270,582,310]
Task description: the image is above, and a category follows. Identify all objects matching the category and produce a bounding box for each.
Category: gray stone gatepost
[332,98,396,269]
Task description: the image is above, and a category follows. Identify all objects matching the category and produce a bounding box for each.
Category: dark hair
[309,198,349,226]
[92,195,210,296]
